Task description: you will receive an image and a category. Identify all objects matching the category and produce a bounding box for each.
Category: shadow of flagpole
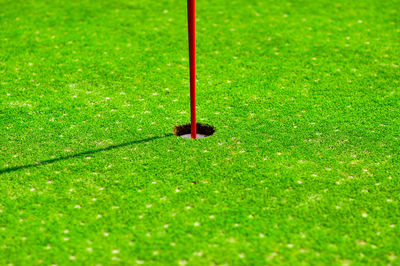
[0,133,174,175]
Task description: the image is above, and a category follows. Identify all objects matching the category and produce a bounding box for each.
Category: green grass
[0,0,399,264]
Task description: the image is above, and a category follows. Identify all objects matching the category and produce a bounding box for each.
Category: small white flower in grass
[146,204,152,208]
[227,80,231,83]
[186,206,192,210]
[297,180,303,184]
[153,250,159,255]
[45,245,51,250]
[30,188,36,191]
[87,246,93,252]
[164,224,169,228]
[238,253,245,258]
[209,215,215,219]
[259,233,265,238]
[96,214,102,219]
[104,232,109,236]
[287,243,294,248]
[178,260,187,265]
[69,255,75,260]
[64,229,69,234]
[63,237,69,241]
[194,222,200,226]
[362,212,368,218]
[175,188,180,193]
[136,260,144,264]
[74,205,81,209]
[112,249,120,254]
[112,206,119,209]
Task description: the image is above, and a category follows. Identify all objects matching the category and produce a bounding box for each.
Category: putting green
[0,0,399,264]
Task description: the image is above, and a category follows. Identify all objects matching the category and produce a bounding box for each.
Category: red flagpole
[187,0,197,139]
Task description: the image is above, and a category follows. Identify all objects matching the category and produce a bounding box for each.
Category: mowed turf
[0,0,399,264]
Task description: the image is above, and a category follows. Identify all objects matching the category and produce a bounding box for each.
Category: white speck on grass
[362,212,368,217]
[178,260,187,265]
[112,249,120,254]
[194,251,203,256]
[194,222,200,226]
[238,253,245,258]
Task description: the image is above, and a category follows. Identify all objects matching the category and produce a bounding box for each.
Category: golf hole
[173,123,215,139]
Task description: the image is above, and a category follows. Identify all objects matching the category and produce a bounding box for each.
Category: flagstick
[187,0,197,139]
